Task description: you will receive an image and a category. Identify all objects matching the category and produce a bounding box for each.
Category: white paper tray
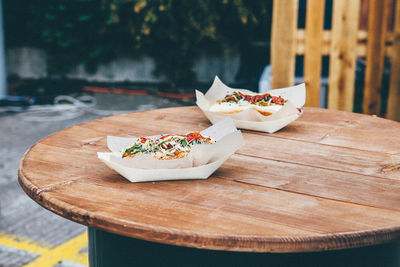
[196,76,306,133]
[97,118,244,182]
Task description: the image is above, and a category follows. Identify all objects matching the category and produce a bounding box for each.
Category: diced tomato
[139,137,148,143]
[186,132,206,143]
[271,96,284,104]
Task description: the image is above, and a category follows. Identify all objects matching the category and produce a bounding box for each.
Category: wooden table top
[18,106,400,253]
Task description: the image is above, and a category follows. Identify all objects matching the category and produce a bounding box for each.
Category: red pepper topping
[271,96,284,105]
[185,132,212,143]
[159,133,209,143]
[139,137,148,143]
[186,132,203,143]
[220,91,285,105]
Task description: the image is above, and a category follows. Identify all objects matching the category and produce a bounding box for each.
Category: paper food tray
[97,118,244,182]
[196,76,306,133]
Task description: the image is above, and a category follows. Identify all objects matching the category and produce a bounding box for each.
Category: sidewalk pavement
[0,93,190,266]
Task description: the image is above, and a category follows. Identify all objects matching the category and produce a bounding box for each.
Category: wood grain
[304,0,325,107]
[271,0,298,88]
[363,0,390,115]
[328,0,361,111]
[387,0,400,121]
[272,0,396,116]
[18,107,400,253]
[295,30,394,57]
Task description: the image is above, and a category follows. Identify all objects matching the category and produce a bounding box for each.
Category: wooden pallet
[271,0,400,120]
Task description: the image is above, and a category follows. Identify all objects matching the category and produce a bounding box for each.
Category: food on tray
[210,91,287,116]
[122,133,215,160]
[196,76,306,133]
[98,118,245,182]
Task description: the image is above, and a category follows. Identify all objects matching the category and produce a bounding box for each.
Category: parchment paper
[196,76,306,133]
[97,118,244,182]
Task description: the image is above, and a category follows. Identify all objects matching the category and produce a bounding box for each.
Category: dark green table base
[88,227,400,267]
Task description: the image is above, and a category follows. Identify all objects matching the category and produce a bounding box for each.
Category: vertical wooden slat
[328,0,361,111]
[304,0,325,107]
[271,0,299,89]
[363,0,389,115]
[387,0,400,121]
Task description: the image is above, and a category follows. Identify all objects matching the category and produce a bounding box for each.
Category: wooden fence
[271,0,400,121]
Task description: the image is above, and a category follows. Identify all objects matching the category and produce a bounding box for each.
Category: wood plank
[363,0,390,115]
[220,154,400,211]
[20,143,108,192]
[296,30,394,46]
[387,0,400,121]
[304,0,325,107]
[251,121,400,155]
[297,107,400,136]
[295,30,394,57]
[271,0,298,88]
[316,125,400,154]
[296,30,332,55]
[328,0,361,111]
[239,132,400,180]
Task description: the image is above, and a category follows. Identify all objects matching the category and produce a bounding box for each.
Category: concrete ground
[0,92,191,266]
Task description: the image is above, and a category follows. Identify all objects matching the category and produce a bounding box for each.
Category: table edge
[17,164,400,252]
[17,106,400,252]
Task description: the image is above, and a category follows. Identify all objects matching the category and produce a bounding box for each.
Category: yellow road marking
[0,232,54,254]
[24,232,88,267]
[0,231,88,266]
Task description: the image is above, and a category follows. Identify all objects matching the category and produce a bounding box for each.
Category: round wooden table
[19,107,400,266]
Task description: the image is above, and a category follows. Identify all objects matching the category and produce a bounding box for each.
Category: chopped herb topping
[122,132,214,159]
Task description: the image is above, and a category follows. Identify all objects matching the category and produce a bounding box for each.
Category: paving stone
[0,245,38,266]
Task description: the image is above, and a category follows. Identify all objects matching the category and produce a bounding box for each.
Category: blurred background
[4,0,272,103]
[0,0,399,266]
[2,0,399,115]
